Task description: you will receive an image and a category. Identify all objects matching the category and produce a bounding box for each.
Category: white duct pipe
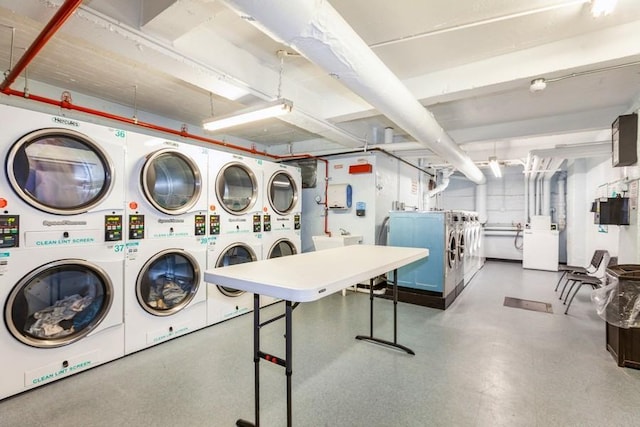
[535,158,548,216]
[428,169,454,198]
[528,155,540,219]
[523,153,531,223]
[224,0,486,184]
[557,173,567,231]
[542,158,565,216]
[476,183,487,224]
[384,127,394,144]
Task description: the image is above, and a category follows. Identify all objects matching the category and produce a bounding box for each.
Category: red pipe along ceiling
[0,0,333,235]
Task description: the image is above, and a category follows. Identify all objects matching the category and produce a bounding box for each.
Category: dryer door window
[136,249,201,316]
[216,162,258,215]
[5,260,113,348]
[216,244,257,296]
[268,239,297,259]
[268,171,298,215]
[7,128,114,215]
[141,149,202,215]
[458,231,465,261]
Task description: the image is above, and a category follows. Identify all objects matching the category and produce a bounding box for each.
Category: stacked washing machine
[0,104,125,399]
[123,131,208,354]
[460,210,483,287]
[206,150,263,325]
[261,159,302,306]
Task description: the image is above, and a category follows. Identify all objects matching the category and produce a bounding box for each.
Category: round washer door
[216,162,258,215]
[447,230,457,270]
[458,229,465,262]
[268,171,298,215]
[5,260,113,348]
[6,128,115,215]
[215,243,257,296]
[136,249,201,316]
[267,238,297,259]
[141,149,203,215]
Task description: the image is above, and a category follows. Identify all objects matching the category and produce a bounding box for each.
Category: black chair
[563,255,617,315]
[555,249,607,294]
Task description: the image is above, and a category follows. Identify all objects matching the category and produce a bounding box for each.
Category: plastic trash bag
[592,277,640,328]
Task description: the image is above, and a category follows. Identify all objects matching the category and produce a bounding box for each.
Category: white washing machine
[206,235,262,325]
[260,233,300,306]
[124,131,209,353]
[0,104,126,400]
[206,149,263,324]
[0,245,124,400]
[123,238,207,354]
[262,159,302,236]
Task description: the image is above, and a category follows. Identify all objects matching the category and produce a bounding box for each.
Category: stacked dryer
[207,151,263,325]
[0,104,125,400]
[261,159,302,306]
[123,131,208,354]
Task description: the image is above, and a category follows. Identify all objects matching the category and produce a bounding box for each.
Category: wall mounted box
[349,163,373,174]
[612,113,638,167]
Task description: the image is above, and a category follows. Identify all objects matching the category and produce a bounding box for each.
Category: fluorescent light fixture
[489,156,502,178]
[203,98,293,132]
[590,0,617,17]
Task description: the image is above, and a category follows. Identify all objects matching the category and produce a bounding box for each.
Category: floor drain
[504,297,553,314]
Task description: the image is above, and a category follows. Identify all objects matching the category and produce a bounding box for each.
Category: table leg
[285,300,293,427]
[355,269,415,355]
[236,294,262,427]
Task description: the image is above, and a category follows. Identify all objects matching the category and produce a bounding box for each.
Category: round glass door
[216,162,258,215]
[141,149,202,215]
[215,244,257,296]
[6,128,115,215]
[268,239,297,259]
[268,171,298,215]
[136,249,201,316]
[5,260,113,348]
[447,231,457,269]
[458,230,465,261]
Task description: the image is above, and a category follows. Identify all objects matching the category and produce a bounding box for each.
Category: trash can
[601,265,640,368]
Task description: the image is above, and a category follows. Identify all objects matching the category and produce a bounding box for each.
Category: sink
[312,234,363,251]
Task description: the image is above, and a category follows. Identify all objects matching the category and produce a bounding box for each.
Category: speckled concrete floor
[1,261,639,426]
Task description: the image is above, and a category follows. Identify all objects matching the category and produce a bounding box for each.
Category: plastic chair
[555,249,607,294]
[563,255,616,315]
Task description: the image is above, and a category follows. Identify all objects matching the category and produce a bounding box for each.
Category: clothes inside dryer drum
[216,244,257,296]
[5,260,113,348]
[142,150,202,215]
[216,163,257,214]
[268,171,297,215]
[7,129,113,214]
[136,249,200,316]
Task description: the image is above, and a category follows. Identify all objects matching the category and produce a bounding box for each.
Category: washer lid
[6,128,115,215]
[268,171,298,215]
[136,249,201,316]
[141,149,203,215]
[5,260,113,348]
[215,162,258,215]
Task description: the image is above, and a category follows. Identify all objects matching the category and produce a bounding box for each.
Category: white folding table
[204,244,428,427]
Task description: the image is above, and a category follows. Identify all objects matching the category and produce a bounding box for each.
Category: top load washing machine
[0,104,126,400]
[206,150,263,325]
[123,131,208,354]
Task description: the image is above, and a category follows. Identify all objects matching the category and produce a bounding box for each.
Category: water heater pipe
[223,0,486,184]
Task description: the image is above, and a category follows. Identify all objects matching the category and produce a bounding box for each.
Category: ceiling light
[203,98,293,132]
[590,0,617,17]
[489,156,502,178]
[529,78,547,92]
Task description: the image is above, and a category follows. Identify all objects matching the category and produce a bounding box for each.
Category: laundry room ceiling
[0,0,639,168]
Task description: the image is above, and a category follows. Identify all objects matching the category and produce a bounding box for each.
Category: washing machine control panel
[253,214,262,233]
[263,214,271,232]
[209,214,220,235]
[0,215,19,248]
[128,215,145,240]
[104,215,123,242]
[294,214,301,230]
[195,214,207,236]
